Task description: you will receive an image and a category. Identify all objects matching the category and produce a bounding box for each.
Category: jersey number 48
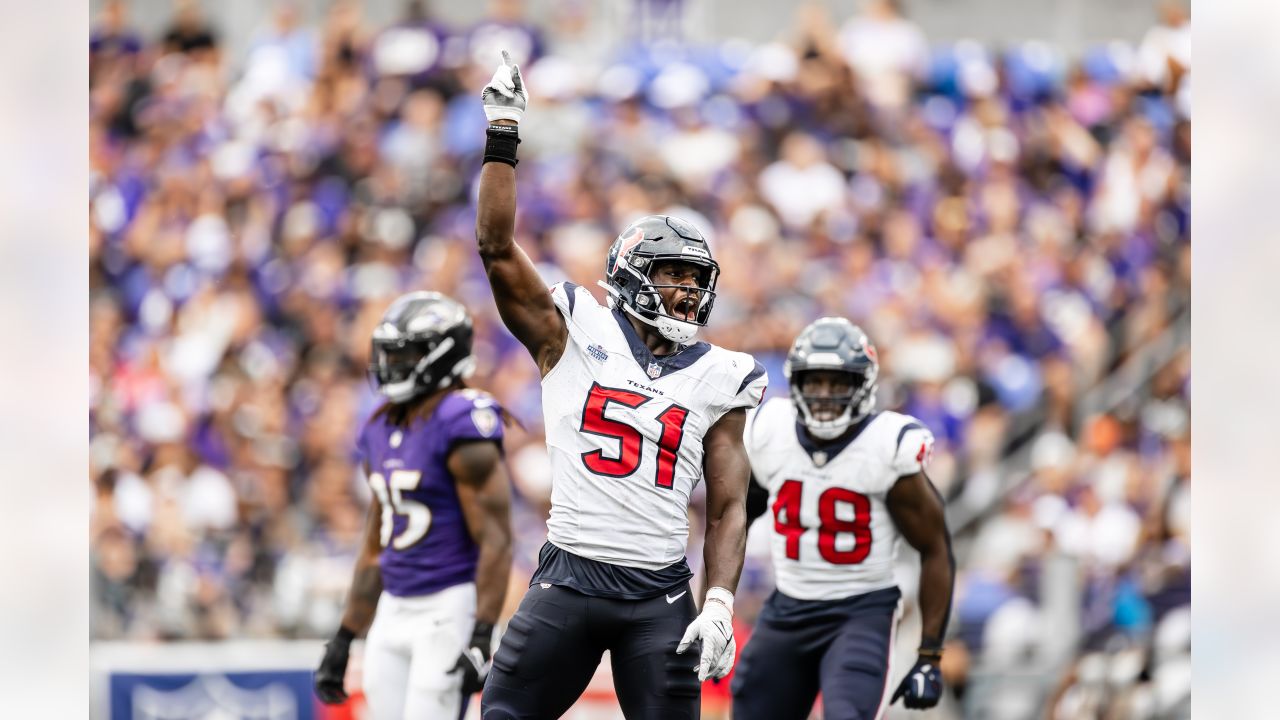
[773,479,872,565]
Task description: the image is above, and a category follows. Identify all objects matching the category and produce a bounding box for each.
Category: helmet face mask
[795,370,862,421]
[369,292,475,404]
[372,343,427,385]
[785,318,879,440]
[602,216,720,344]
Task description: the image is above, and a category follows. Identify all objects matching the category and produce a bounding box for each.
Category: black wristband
[484,124,520,167]
[332,626,355,647]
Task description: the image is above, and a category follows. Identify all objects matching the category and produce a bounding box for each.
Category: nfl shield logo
[813,451,828,467]
[647,362,662,379]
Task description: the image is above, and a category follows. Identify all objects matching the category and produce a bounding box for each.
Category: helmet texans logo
[611,225,645,274]
[862,337,878,363]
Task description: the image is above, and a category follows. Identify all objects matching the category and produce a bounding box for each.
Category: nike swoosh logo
[666,591,687,604]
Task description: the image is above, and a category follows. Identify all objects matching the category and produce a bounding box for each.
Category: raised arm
[476,52,566,376]
[886,470,956,709]
[447,440,513,694]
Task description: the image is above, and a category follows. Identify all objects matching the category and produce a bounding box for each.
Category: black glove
[891,654,944,709]
[314,626,354,705]
[452,621,496,695]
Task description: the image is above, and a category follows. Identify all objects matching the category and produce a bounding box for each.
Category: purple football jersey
[357,389,505,598]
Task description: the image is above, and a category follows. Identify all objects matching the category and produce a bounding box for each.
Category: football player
[731,317,956,719]
[474,52,767,719]
[314,292,513,720]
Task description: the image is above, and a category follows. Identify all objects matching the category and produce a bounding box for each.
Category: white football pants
[363,582,477,720]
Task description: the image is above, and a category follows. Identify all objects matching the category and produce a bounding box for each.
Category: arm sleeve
[891,418,935,477]
[745,472,770,527]
[548,281,583,320]
[726,358,768,412]
[742,399,779,476]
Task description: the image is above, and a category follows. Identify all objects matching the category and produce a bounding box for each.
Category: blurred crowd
[89,0,1189,716]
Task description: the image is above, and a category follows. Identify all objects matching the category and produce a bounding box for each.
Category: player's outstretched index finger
[501,50,513,67]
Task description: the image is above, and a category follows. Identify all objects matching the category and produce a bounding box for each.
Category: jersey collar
[612,309,712,379]
[794,412,880,467]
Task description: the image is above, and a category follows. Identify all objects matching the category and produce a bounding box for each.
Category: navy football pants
[731,587,902,720]
[481,582,702,719]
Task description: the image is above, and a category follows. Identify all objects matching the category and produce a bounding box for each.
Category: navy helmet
[784,317,879,439]
[600,215,720,344]
[370,292,475,403]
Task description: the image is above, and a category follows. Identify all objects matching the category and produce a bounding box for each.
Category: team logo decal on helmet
[370,291,476,403]
[599,215,721,345]
[784,317,880,440]
[610,225,645,275]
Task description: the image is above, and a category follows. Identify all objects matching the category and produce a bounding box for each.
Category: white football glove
[481,50,527,123]
[677,587,736,681]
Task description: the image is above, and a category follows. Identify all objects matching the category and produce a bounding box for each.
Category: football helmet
[370,291,475,403]
[784,317,879,440]
[599,215,720,344]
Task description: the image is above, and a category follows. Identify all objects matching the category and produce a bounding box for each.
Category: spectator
[758,131,846,230]
[91,0,144,63]
[837,0,928,111]
[162,0,220,57]
[1137,1,1190,93]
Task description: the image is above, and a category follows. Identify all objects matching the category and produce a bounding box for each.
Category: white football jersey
[541,282,768,569]
[745,397,934,600]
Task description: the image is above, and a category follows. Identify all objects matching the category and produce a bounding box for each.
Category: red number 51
[579,383,689,489]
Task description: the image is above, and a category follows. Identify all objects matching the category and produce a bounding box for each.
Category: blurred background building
[89,0,1189,717]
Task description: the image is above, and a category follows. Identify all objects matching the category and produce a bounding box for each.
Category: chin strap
[793,389,855,439]
[623,303,698,344]
[597,280,619,307]
[600,280,701,344]
[792,379,879,439]
[379,377,419,403]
